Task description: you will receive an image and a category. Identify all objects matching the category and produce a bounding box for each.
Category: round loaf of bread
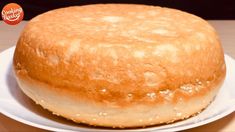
[13,4,226,128]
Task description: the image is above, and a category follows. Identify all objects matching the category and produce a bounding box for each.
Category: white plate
[0,47,235,132]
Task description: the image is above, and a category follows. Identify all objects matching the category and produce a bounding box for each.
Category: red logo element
[1,3,24,25]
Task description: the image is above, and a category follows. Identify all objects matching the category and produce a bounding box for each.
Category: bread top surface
[14,4,226,107]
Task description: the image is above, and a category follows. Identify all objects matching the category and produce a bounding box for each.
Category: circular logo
[1,3,24,25]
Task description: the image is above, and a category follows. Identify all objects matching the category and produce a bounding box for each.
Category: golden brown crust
[14,4,225,106]
[13,4,226,127]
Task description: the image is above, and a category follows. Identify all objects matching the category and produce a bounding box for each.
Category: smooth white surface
[0,47,234,132]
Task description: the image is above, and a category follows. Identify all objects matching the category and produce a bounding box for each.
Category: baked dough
[13,4,226,128]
